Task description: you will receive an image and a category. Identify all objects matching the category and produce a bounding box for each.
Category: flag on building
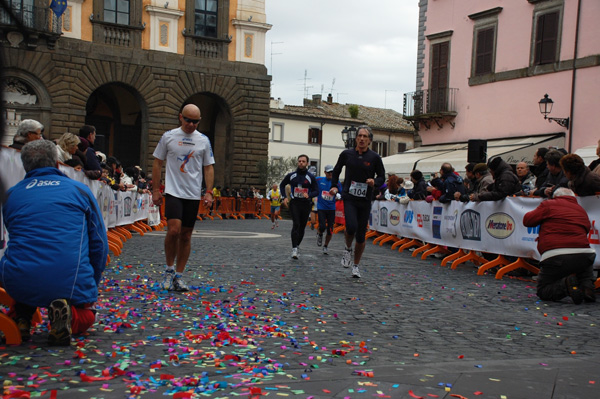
[50,0,68,18]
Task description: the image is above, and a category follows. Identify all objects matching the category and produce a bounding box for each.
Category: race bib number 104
[349,181,367,197]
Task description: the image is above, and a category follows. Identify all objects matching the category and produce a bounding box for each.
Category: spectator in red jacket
[523,187,596,304]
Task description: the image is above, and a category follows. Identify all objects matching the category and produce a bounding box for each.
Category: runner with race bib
[329,126,385,278]
[316,165,343,255]
[280,154,319,259]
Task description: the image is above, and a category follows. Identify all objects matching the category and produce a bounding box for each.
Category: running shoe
[317,233,323,247]
[162,269,175,290]
[341,247,353,268]
[48,299,72,346]
[352,265,361,279]
[323,246,328,255]
[173,275,189,292]
[291,247,299,259]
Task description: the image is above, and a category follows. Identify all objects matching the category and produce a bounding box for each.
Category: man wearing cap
[459,163,493,201]
[316,165,342,255]
[470,157,520,202]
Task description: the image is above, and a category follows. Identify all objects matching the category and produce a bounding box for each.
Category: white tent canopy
[574,145,598,166]
[383,133,565,178]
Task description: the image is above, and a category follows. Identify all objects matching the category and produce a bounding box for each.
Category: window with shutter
[308,127,322,145]
[534,11,559,65]
[475,27,494,75]
[430,41,449,113]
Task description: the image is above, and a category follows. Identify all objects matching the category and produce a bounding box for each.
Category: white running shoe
[341,247,353,268]
[291,247,299,259]
[161,269,175,290]
[352,265,361,278]
[323,246,328,255]
[317,233,323,247]
[173,275,189,292]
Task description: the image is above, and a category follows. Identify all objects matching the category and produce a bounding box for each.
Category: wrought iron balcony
[403,88,458,130]
[0,3,62,49]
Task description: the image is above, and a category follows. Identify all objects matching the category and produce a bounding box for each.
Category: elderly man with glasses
[151,104,215,292]
[9,119,44,150]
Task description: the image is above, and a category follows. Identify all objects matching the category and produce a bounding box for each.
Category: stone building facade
[1,0,272,189]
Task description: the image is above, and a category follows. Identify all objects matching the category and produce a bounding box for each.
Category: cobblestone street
[2,218,599,399]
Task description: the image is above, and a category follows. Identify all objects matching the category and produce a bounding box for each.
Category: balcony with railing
[183,31,230,60]
[403,88,458,130]
[90,17,144,48]
[0,3,62,49]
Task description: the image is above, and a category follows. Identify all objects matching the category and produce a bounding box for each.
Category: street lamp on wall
[341,125,357,149]
[538,94,570,129]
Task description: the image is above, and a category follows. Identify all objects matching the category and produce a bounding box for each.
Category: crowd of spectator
[374,143,600,206]
[9,119,600,206]
[8,120,152,195]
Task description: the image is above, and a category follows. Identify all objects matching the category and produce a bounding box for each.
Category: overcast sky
[265,1,419,113]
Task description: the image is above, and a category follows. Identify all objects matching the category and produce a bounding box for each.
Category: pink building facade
[404,0,600,153]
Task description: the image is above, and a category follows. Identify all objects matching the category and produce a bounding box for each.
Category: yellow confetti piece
[490,378,501,382]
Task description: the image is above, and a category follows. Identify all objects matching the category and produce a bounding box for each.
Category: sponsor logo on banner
[589,220,600,244]
[389,210,401,226]
[416,214,431,228]
[445,209,458,238]
[460,210,481,241]
[124,197,132,217]
[380,207,388,227]
[486,212,515,239]
[522,225,540,242]
[432,207,442,239]
[403,210,414,229]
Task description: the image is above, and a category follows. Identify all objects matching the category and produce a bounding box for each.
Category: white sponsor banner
[1,147,150,255]
[370,196,600,267]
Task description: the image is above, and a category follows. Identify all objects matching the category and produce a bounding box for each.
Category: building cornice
[232,19,272,32]
[144,5,185,18]
[468,7,503,20]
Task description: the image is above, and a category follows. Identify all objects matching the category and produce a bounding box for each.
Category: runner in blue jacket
[315,165,342,254]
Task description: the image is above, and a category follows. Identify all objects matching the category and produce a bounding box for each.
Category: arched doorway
[2,72,52,146]
[86,84,147,169]
[182,93,232,188]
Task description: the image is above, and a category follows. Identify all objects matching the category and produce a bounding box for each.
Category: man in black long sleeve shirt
[329,126,385,278]
[280,154,319,259]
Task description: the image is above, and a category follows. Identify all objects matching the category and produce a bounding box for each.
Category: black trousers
[536,252,595,301]
[343,199,372,243]
[318,209,335,236]
[290,200,312,248]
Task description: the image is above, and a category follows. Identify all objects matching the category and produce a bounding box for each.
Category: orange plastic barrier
[261,198,282,219]
[0,288,42,345]
[217,197,237,219]
[197,201,213,220]
[211,200,223,220]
